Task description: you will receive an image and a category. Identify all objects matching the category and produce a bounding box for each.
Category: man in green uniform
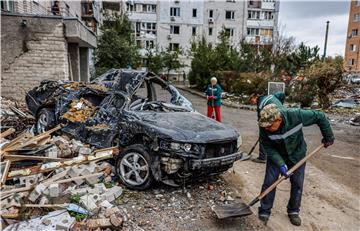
[251,92,286,163]
[258,104,334,226]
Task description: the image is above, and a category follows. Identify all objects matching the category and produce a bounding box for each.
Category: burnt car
[26,69,242,189]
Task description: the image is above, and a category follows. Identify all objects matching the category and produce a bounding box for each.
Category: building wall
[1,15,69,100]
[344,0,360,72]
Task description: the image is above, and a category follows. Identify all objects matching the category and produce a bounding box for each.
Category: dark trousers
[258,140,266,160]
[259,160,306,216]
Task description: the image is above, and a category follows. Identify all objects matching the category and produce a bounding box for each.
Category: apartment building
[1,0,101,99]
[245,0,279,48]
[344,0,360,72]
[112,0,278,77]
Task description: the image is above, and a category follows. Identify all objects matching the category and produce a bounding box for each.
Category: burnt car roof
[92,69,156,95]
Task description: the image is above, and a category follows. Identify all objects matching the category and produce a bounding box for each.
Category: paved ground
[179,89,360,231]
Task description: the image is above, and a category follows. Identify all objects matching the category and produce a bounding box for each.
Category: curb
[176,85,257,111]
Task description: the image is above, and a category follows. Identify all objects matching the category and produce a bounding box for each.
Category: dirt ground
[179,90,360,231]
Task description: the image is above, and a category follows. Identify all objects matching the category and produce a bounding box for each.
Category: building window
[145,40,154,49]
[350,44,357,52]
[142,4,156,13]
[209,27,213,36]
[136,40,141,48]
[248,10,260,19]
[192,8,197,17]
[141,22,157,35]
[209,9,213,18]
[263,11,274,20]
[126,3,135,12]
[247,28,259,36]
[170,25,180,34]
[260,28,273,36]
[352,29,359,36]
[192,26,197,36]
[356,0,360,6]
[170,7,180,17]
[169,43,180,51]
[348,59,355,65]
[225,28,234,37]
[226,0,236,2]
[225,11,235,20]
[1,1,14,12]
[354,13,360,22]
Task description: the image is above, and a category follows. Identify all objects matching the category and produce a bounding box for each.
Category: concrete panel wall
[1,14,69,100]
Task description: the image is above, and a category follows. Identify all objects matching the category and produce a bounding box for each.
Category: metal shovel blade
[238,152,252,161]
[212,202,253,219]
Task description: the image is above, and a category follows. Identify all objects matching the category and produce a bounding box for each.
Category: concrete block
[45,146,59,158]
[71,139,84,153]
[94,183,107,194]
[102,186,123,202]
[70,187,88,196]
[80,194,98,213]
[49,183,59,198]
[28,184,46,202]
[99,200,113,209]
[79,147,91,155]
[82,168,99,185]
[67,165,85,185]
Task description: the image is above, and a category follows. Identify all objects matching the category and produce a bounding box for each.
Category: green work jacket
[260,108,334,167]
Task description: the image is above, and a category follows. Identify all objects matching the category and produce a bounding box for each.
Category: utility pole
[322,21,330,60]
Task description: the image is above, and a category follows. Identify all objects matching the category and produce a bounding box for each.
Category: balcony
[245,35,273,45]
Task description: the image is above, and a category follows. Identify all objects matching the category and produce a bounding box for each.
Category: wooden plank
[4,155,66,162]
[0,160,11,186]
[0,128,15,139]
[4,125,61,152]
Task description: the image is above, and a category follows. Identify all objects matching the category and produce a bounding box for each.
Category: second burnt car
[26,69,243,189]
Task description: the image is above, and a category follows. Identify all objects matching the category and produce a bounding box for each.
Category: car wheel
[36,108,55,134]
[115,144,154,190]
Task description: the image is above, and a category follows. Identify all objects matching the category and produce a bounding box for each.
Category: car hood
[137,112,239,143]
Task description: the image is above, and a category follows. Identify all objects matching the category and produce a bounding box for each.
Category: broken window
[145,40,154,49]
[209,27,213,36]
[209,9,213,18]
[141,22,156,35]
[142,4,156,13]
[1,0,14,12]
[225,10,235,20]
[348,59,355,65]
[170,25,180,34]
[260,28,273,36]
[170,7,180,16]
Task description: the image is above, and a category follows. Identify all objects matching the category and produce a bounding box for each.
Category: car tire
[115,144,154,190]
[36,108,55,134]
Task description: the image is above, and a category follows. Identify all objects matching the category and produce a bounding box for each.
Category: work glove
[322,138,334,148]
[208,96,215,100]
[279,165,289,178]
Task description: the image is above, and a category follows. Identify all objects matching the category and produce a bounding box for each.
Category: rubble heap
[0,97,35,139]
[0,126,128,230]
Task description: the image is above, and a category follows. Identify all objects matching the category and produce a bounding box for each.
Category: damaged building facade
[1,0,100,100]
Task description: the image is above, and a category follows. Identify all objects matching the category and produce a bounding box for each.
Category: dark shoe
[258,213,269,225]
[288,213,301,226]
[252,157,266,164]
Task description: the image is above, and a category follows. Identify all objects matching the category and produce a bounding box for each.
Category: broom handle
[249,145,324,206]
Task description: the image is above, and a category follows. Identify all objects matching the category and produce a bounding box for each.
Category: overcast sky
[278,0,350,57]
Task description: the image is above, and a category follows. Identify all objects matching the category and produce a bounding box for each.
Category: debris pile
[0,97,35,139]
[0,125,128,230]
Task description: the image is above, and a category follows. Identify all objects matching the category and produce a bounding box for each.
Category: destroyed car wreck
[26,69,242,189]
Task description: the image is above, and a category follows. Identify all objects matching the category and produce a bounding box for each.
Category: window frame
[225,10,235,20]
[170,25,180,34]
[192,8,197,17]
[170,7,180,17]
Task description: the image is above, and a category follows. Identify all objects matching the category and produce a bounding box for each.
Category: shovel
[238,138,259,161]
[213,145,324,219]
